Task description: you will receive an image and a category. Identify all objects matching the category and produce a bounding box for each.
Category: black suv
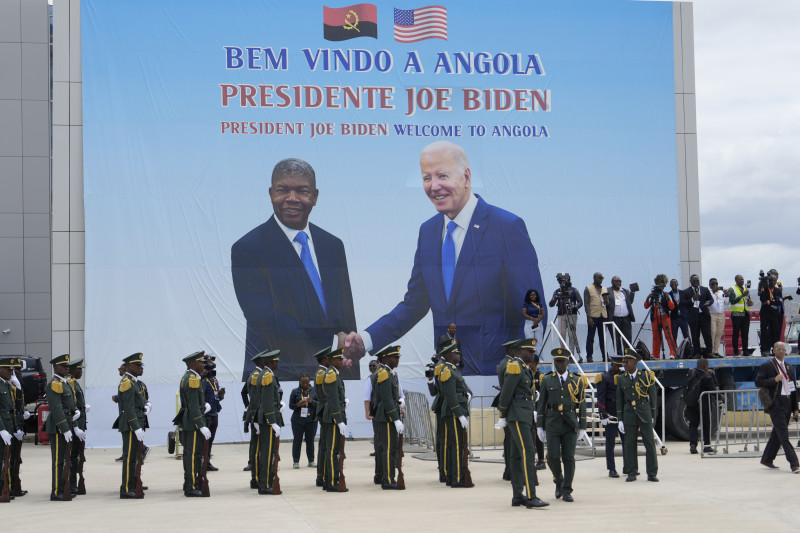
[14,355,47,405]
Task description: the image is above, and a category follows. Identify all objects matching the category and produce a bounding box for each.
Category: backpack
[684,369,703,407]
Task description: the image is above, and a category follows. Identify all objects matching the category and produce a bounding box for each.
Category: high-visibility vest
[730,285,749,313]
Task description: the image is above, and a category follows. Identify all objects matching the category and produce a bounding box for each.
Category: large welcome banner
[83,0,678,443]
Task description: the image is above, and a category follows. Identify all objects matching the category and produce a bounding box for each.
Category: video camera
[203,357,217,378]
[556,272,572,290]
[424,355,438,379]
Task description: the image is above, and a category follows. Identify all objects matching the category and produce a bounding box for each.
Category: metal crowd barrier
[403,391,435,449]
[699,388,800,458]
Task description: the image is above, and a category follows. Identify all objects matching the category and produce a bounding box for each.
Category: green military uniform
[44,354,77,500]
[374,346,402,488]
[617,350,659,479]
[496,340,517,481]
[10,358,27,497]
[67,359,87,492]
[0,356,19,501]
[537,349,587,498]
[321,348,347,491]
[117,353,147,496]
[497,340,541,504]
[245,352,267,489]
[312,347,330,487]
[174,351,209,496]
[439,343,470,487]
[257,350,281,494]
[430,355,447,482]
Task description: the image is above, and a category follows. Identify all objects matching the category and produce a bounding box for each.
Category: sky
[679,0,800,287]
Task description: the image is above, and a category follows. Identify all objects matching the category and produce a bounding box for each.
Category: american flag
[393,6,447,43]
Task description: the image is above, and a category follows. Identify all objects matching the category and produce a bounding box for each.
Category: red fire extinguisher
[37,403,50,445]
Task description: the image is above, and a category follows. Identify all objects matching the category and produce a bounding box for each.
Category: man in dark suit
[606,276,636,355]
[231,158,358,380]
[755,342,799,472]
[759,274,785,355]
[680,275,713,357]
[437,322,459,352]
[342,141,545,376]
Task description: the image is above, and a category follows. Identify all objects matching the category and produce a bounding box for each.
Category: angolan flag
[394,6,447,43]
[324,4,378,41]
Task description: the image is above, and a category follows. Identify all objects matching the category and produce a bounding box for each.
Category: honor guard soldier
[244,350,269,489]
[0,357,22,502]
[313,347,331,488]
[374,345,404,489]
[174,351,212,497]
[439,341,471,488]
[617,348,659,482]
[494,340,549,508]
[537,348,589,502]
[321,347,348,492]
[496,339,520,481]
[257,350,282,495]
[45,354,78,501]
[118,353,147,498]
[10,358,29,497]
[595,355,625,478]
[67,358,87,494]
[428,347,447,483]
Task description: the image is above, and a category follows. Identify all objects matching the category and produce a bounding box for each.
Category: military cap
[329,347,344,359]
[375,345,401,359]
[251,349,272,362]
[0,356,17,368]
[68,357,85,369]
[313,347,331,361]
[50,353,70,366]
[502,339,520,351]
[262,349,280,362]
[516,339,537,351]
[551,348,570,360]
[439,341,460,356]
[609,355,624,364]
[123,352,143,364]
[622,347,639,360]
[11,357,23,368]
[182,350,206,363]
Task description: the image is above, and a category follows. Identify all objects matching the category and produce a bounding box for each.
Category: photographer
[606,276,637,355]
[202,355,225,471]
[760,274,785,355]
[644,274,678,359]
[289,373,317,468]
[549,273,583,358]
[727,275,753,355]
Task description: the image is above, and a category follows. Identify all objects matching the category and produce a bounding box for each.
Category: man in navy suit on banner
[232,158,358,381]
[343,141,545,375]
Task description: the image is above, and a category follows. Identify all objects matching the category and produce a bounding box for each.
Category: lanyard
[777,360,789,380]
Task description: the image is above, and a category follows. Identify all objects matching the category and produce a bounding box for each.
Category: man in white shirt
[708,278,726,357]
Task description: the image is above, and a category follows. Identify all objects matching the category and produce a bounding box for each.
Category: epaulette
[593,374,603,384]
[506,361,521,375]
[614,374,619,385]
[51,380,63,394]
[325,368,337,384]
[316,368,325,385]
[440,366,452,382]
[434,362,444,377]
[188,374,200,389]
[261,371,274,387]
[119,378,131,393]
[377,367,389,383]
[580,375,589,387]
[250,373,259,386]
[539,374,545,385]
[647,370,655,380]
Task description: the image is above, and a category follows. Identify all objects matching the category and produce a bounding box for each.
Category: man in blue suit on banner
[232,158,358,381]
[343,141,545,375]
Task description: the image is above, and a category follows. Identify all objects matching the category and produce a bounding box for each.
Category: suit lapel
[448,196,489,306]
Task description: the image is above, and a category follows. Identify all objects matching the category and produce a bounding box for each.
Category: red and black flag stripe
[323,4,378,41]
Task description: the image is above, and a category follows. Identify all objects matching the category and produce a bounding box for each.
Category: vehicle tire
[665,388,720,441]
[168,431,176,454]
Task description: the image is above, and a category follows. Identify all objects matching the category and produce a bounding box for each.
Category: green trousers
[180,429,205,493]
[509,420,538,499]
[622,416,658,477]
[444,415,466,485]
[545,428,577,494]
[49,432,70,497]
[320,422,342,489]
[257,424,277,490]
[376,421,398,485]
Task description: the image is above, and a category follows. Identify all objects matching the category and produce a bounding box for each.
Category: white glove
[23,410,31,420]
[600,418,609,427]
[9,375,22,389]
[254,424,261,435]
[72,409,81,421]
[144,402,151,414]
[535,390,540,402]
[537,428,546,441]
[204,403,211,414]
[337,422,347,435]
[394,420,404,434]
[271,423,281,438]
[14,430,24,441]
[618,421,625,434]
[578,429,590,444]
[467,392,473,402]
[85,404,92,413]
[74,428,86,441]
[398,398,406,408]
[533,411,538,423]
[134,428,145,441]
[344,398,350,407]
[494,418,508,430]
[199,427,212,440]
[63,430,73,443]
[458,415,468,429]
[0,430,12,445]
[280,401,286,409]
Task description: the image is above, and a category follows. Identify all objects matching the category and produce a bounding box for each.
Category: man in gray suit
[606,276,636,354]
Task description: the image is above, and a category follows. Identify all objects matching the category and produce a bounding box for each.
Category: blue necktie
[294,231,326,314]
[442,220,457,302]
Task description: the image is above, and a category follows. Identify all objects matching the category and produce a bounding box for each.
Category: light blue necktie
[442,220,457,302]
[294,231,326,314]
